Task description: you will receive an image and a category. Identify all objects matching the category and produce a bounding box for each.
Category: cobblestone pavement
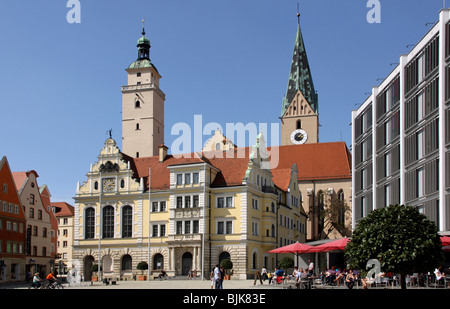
[2,278,448,290]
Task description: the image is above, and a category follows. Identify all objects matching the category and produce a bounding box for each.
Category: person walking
[219,266,225,289]
[213,264,221,289]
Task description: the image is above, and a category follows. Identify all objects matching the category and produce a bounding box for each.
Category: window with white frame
[217,220,233,235]
[193,195,199,208]
[252,198,258,210]
[193,172,199,184]
[176,174,183,185]
[175,172,201,186]
[217,196,233,208]
[185,196,191,208]
[175,220,199,234]
[176,195,200,208]
[252,221,259,236]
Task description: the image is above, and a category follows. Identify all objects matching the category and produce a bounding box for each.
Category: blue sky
[0,0,445,203]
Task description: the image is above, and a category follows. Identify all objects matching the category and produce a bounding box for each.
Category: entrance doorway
[181,252,192,276]
[84,255,95,281]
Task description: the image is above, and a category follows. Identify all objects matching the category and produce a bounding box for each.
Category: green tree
[346,204,442,289]
[136,261,148,275]
[220,259,233,276]
[279,257,294,273]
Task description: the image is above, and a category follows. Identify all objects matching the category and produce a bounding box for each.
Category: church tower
[122,21,165,158]
[280,13,319,146]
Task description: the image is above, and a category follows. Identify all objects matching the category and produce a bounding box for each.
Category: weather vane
[142,18,146,36]
[107,129,112,139]
[297,2,301,23]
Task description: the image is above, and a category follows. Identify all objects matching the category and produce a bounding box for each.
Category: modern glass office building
[352,9,450,235]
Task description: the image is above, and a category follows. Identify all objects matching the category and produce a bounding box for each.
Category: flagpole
[148,167,151,281]
[202,163,206,280]
[98,171,102,282]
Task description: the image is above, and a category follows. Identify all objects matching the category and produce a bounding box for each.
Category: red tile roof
[270,142,352,181]
[122,142,351,192]
[52,202,75,217]
[271,169,293,191]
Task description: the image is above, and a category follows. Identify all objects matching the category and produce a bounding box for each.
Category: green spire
[281,14,318,116]
[137,19,150,60]
[128,19,158,72]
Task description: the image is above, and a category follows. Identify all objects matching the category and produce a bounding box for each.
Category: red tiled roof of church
[122,142,351,191]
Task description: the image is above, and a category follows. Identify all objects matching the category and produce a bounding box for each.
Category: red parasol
[268,241,316,254]
[441,236,450,246]
[308,237,351,253]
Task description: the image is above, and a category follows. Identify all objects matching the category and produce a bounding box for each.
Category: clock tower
[280,13,318,146]
[122,22,165,158]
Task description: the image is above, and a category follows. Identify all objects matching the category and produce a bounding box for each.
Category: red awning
[308,237,351,253]
[268,241,316,254]
[441,236,450,246]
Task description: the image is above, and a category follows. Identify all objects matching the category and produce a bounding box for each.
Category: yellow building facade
[71,17,352,279]
[73,136,306,280]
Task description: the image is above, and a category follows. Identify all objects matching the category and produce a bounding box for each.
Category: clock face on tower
[102,178,115,192]
[290,129,308,145]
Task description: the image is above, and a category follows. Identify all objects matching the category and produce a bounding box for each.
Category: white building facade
[352,9,450,235]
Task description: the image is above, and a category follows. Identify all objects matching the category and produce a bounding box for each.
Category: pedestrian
[213,264,221,289]
[210,268,215,289]
[307,259,314,275]
[261,266,268,281]
[219,266,225,289]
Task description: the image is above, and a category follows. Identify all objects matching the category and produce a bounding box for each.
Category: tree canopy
[345,204,442,289]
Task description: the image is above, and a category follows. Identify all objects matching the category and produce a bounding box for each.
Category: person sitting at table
[434,267,445,287]
[334,268,346,286]
[275,267,284,284]
[345,269,355,289]
[361,273,378,289]
[325,266,337,285]
[267,271,273,284]
[297,268,311,289]
[292,266,299,278]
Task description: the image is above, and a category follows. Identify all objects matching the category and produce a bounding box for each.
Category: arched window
[317,191,325,233]
[103,255,113,273]
[337,190,345,226]
[296,119,302,129]
[215,143,221,150]
[252,252,257,270]
[85,208,95,239]
[153,254,164,270]
[103,206,114,239]
[121,254,132,271]
[338,189,344,201]
[122,206,132,238]
[219,252,230,265]
[135,100,141,108]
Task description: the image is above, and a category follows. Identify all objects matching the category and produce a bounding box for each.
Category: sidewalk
[3,278,448,290]
[3,278,273,290]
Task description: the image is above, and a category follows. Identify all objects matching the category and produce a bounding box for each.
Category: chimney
[159,144,168,162]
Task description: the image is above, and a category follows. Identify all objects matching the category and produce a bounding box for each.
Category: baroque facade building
[72,15,352,279]
[73,136,305,279]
